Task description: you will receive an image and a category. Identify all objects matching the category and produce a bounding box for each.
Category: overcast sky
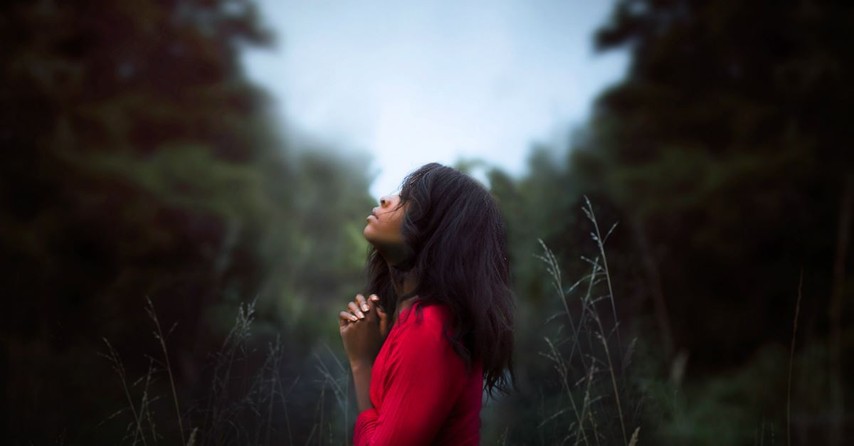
[243,0,628,197]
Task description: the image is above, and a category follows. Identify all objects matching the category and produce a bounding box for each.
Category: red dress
[354,301,483,445]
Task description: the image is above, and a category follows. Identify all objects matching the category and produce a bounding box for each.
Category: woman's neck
[389,265,418,320]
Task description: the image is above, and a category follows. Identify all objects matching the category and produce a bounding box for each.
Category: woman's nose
[380,195,395,207]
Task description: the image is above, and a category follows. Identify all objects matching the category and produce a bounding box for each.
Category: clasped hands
[338,294,389,365]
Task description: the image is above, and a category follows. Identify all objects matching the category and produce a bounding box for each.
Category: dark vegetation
[1,0,851,444]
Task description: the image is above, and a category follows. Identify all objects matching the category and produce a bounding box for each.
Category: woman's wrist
[350,359,374,411]
[349,358,373,372]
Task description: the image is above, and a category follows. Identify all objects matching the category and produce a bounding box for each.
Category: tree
[570,0,853,442]
[0,1,374,443]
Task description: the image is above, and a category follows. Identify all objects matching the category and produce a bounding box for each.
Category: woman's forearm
[350,360,373,412]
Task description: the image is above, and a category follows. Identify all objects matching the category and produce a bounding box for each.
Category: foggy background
[243,0,627,196]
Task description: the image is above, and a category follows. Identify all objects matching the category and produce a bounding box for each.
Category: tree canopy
[1,1,372,443]
[487,0,852,443]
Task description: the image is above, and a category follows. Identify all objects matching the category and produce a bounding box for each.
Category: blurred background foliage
[1,0,851,445]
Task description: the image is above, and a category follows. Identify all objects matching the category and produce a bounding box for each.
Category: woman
[338,163,514,445]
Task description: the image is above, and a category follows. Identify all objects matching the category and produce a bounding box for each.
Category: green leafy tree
[566,0,852,443]
[0,1,373,444]
[488,1,852,444]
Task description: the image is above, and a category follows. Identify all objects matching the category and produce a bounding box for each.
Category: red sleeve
[353,307,465,446]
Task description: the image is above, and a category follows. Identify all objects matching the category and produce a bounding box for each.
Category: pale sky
[243,0,627,197]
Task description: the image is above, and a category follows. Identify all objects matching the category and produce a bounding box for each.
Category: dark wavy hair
[366,163,514,396]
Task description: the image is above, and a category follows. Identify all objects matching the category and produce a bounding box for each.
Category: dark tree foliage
[487,1,853,444]
[585,0,852,442]
[0,1,372,444]
[585,0,853,365]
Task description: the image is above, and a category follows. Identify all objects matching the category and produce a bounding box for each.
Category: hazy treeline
[1,0,851,445]
[2,0,370,443]
[487,1,853,444]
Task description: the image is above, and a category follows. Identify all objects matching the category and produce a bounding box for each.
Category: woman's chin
[363,229,382,246]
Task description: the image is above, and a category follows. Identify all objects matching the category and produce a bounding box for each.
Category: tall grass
[786,271,803,446]
[96,196,833,445]
[530,202,822,446]
[100,297,353,445]
[146,297,186,445]
[534,198,641,445]
[100,199,640,445]
[100,339,159,445]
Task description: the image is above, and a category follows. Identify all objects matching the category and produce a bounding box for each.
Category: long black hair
[366,163,514,396]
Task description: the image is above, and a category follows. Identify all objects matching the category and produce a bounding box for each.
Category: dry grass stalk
[535,198,633,446]
[787,270,803,446]
[145,297,186,445]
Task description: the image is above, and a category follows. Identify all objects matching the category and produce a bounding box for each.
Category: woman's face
[363,194,406,246]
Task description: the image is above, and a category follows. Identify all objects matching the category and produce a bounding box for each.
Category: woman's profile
[338,162,515,445]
